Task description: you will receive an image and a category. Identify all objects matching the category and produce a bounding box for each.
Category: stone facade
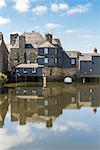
[10,31,45,69]
[0,32,8,73]
[42,67,78,81]
[10,31,81,81]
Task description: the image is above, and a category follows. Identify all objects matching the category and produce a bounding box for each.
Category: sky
[0,0,100,52]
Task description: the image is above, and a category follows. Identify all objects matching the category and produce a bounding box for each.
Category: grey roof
[52,38,62,47]
[65,51,80,58]
[39,41,55,48]
[79,53,100,61]
[22,32,46,48]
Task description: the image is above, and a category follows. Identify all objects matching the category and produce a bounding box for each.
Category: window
[27,60,30,64]
[71,59,75,65]
[32,68,36,73]
[16,69,19,73]
[44,100,48,106]
[90,68,93,72]
[23,90,27,95]
[44,109,48,116]
[32,90,36,95]
[44,58,48,64]
[23,68,27,73]
[54,58,58,63]
[55,48,58,54]
[44,48,48,54]
[89,89,93,93]
[71,97,75,103]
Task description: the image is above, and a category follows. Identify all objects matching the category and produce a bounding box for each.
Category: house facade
[0,32,8,74]
[10,31,45,69]
[79,48,100,81]
[9,31,100,82]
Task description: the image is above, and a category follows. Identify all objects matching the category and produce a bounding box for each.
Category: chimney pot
[94,48,97,53]
[45,33,52,43]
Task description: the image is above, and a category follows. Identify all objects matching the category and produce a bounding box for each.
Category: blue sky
[0,0,100,52]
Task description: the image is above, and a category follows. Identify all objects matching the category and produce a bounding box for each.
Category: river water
[0,82,100,150]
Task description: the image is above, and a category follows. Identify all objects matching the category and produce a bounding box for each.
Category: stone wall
[0,33,8,73]
[43,67,78,81]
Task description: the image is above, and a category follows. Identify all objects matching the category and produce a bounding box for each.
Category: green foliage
[0,73,7,81]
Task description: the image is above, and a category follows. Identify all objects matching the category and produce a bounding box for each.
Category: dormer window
[44,48,48,54]
[71,59,75,65]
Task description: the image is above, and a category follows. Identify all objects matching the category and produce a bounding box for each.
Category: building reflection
[0,84,100,128]
[79,84,100,113]
[0,88,9,128]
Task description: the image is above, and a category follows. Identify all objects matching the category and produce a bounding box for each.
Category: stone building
[10,31,45,68]
[79,48,100,82]
[0,32,8,74]
[11,31,82,81]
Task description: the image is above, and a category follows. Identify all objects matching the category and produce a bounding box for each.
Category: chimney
[10,33,19,46]
[0,32,3,42]
[94,47,97,53]
[45,33,52,43]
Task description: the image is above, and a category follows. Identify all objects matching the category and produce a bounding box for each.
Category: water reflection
[0,83,100,128]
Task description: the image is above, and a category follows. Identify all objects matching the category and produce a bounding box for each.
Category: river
[0,82,100,150]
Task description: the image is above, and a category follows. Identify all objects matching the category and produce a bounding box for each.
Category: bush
[0,73,7,81]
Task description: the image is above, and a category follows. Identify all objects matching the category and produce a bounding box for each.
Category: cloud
[52,120,89,133]
[0,125,43,150]
[65,29,80,33]
[51,3,69,12]
[32,6,47,15]
[0,0,6,9]
[14,0,30,13]
[46,23,62,30]
[82,34,96,39]
[67,3,91,15]
[0,16,11,25]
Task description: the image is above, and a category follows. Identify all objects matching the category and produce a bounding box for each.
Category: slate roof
[52,38,62,47]
[39,41,55,48]
[65,51,80,58]
[79,53,100,61]
[22,32,46,48]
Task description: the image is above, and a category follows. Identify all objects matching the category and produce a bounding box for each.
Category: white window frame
[71,59,75,65]
[54,58,58,63]
[44,58,48,64]
[44,48,48,54]
[32,68,36,74]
